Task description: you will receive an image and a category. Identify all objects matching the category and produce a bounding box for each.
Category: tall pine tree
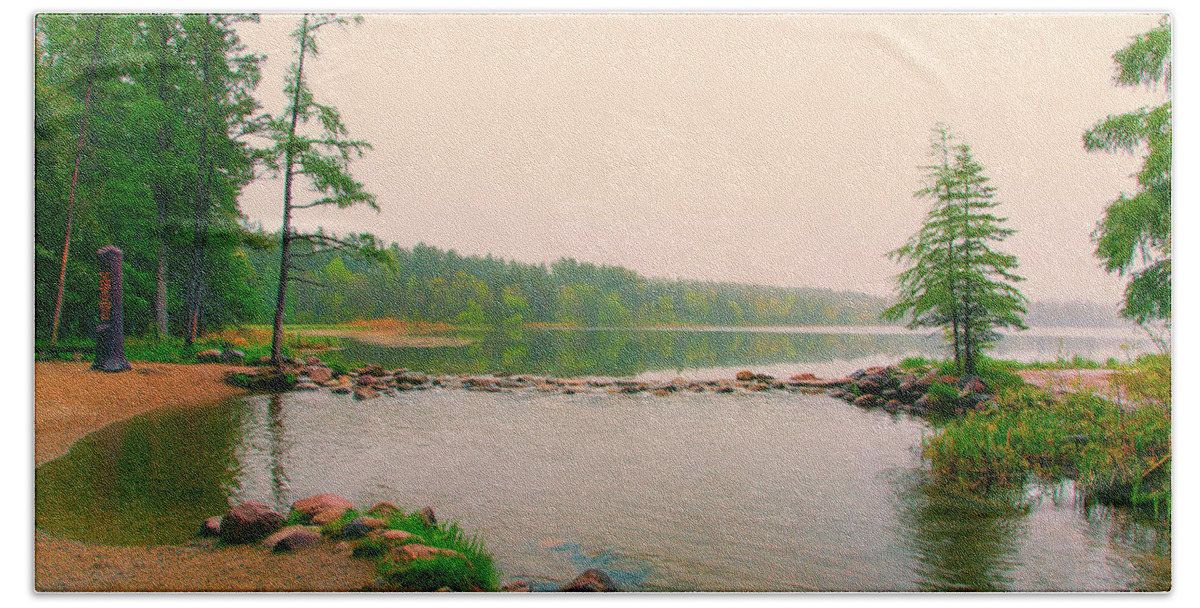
[883,125,1027,375]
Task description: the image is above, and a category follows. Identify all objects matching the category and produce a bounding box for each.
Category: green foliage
[363,509,499,592]
[246,241,890,328]
[925,382,961,416]
[1084,16,1171,324]
[227,371,297,392]
[34,14,266,342]
[378,555,481,592]
[926,387,1170,520]
[883,125,1027,375]
[935,357,1025,395]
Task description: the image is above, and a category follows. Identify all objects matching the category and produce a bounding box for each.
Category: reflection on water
[35,401,245,545]
[36,386,1168,591]
[322,326,1147,379]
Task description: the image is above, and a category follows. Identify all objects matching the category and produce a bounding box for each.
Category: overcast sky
[233,13,1165,305]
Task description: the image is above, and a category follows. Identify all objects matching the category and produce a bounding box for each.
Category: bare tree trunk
[270,14,310,367]
[151,19,174,340]
[49,16,104,346]
[183,16,214,346]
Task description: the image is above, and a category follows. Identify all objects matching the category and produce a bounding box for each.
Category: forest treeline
[33,14,886,343]
[246,240,888,328]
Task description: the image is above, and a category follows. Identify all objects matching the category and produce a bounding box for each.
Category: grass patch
[35,327,338,364]
[925,382,1170,520]
[366,509,499,592]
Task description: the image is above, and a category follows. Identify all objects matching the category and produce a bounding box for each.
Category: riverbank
[34,361,378,592]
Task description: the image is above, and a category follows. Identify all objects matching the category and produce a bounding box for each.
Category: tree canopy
[1084,16,1171,325]
[883,125,1027,375]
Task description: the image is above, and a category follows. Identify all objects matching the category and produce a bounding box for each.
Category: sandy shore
[34,361,376,592]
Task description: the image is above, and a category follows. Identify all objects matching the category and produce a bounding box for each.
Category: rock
[294,382,320,391]
[221,349,246,362]
[912,394,932,413]
[305,366,333,384]
[883,399,903,412]
[746,383,770,392]
[293,494,354,520]
[651,389,671,397]
[715,385,735,393]
[416,506,437,527]
[374,529,423,544]
[917,371,940,389]
[852,394,879,407]
[272,528,323,553]
[332,385,353,394]
[395,372,429,385]
[311,507,348,526]
[736,370,756,382]
[791,373,817,381]
[305,356,323,365]
[393,544,462,562]
[199,516,222,538]
[341,516,387,539]
[354,386,380,401]
[962,392,994,410]
[957,375,988,395]
[367,501,401,519]
[360,364,387,377]
[256,355,273,365]
[219,502,285,544]
[196,349,223,362]
[562,569,618,592]
[263,525,321,550]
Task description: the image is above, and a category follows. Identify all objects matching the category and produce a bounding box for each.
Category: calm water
[322,325,1150,380]
[35,327,1167,591]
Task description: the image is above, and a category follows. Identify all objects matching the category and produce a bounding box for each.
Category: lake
[35,326,1168,591]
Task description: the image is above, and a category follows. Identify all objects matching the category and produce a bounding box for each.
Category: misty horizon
[232,13,1164,308]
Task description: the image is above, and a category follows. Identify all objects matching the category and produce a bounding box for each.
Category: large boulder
[341,516,387,539]
[221,349,246,362]
[562,569,618,592]
[311,507,349,526]
[271,528,323,553]
[292,494,354,520]
[219,502,285,544]
[263,525,322,550]
[735,370,756,382]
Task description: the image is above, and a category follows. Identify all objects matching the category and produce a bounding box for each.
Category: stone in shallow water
[562,569,618,592]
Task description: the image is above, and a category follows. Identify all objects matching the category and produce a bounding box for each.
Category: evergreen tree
[263,13,379,365]
[883,125,1027,375]
[1084,16,1171,327]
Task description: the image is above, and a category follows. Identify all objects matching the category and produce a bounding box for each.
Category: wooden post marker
[91,246,131,372]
